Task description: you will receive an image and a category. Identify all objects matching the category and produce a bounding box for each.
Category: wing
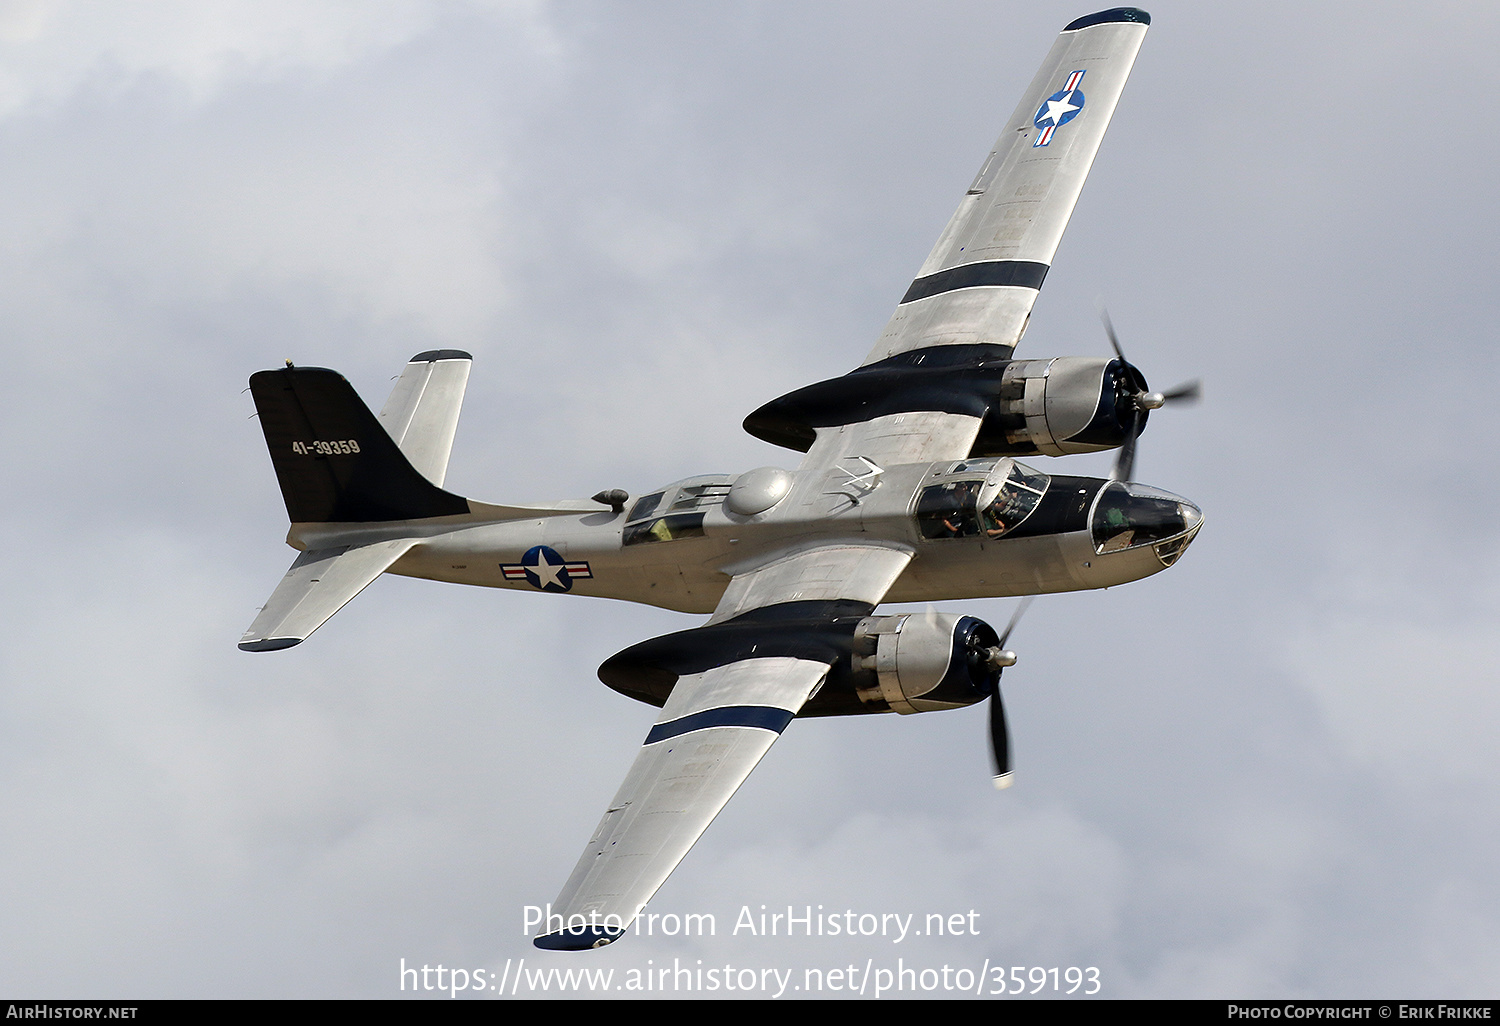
[534,545,912,950]
[863,9,1149,365]
[798,409,986,471]
[708,542,912,624]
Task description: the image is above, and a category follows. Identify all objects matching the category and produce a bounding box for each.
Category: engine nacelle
[742,347,1147,461]
[851,612,1001,714]
[971,357,1146,458]
[597,606,1009,718]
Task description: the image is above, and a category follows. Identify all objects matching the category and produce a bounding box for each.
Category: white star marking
[526,550,566,589]
[1040,91,1080,127]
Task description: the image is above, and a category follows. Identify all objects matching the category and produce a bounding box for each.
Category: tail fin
[377,350,472,488]
[249,363,470,523]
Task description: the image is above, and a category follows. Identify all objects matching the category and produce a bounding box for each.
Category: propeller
[977,596,1032,789]
[1099,309,1200,482]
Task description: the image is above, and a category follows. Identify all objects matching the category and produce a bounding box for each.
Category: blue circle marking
[1034,86,1086,130]
[1032,69,1087,147]
[521,545,574,592]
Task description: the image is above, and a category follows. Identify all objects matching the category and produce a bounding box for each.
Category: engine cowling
[851,612,1001,714]
[972,357,1146,457]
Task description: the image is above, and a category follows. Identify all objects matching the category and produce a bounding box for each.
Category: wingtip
[533,927,624,951]
[238,637,302,652]
[1064,8,1150,32]
[992,772,1015,790]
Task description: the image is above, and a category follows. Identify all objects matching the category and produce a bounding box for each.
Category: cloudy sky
[1,0,1497,1000]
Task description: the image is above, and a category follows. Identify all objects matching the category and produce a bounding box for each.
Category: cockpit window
[946,458,1000,477]
[916,461,1049,541]
[980,462,1047,539]
[916,480,984,539]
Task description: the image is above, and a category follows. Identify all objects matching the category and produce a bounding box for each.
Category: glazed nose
[1090,482,1203,565]
[1156,498,1202,566]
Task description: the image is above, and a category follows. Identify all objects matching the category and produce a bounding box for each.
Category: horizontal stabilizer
[239,539,416,651]
[378,350,472,488]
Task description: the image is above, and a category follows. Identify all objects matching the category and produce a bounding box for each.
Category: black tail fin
[249,365,471,523]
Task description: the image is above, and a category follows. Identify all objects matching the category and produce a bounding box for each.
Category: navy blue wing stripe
[899,261,1049,305]
[644,706,796,745]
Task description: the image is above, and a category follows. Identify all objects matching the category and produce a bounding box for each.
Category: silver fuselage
[290,459,1201,615]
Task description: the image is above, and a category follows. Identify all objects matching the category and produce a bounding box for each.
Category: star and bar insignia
[501,545,593,593]
[1033,69,1085,147]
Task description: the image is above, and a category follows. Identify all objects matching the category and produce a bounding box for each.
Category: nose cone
[1091,482,1202,567]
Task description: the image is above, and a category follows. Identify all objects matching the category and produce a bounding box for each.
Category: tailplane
[243,353,476,651]
[244,353,597,651]
[238,539,416,651]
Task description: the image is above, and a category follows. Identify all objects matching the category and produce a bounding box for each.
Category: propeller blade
[988,596,1030,789]
[1099,308,1127,363]
[1099,304,1199,481]
[1159,379,1202,404]
[998,596,1033,649]
[1112,426,1137,482]
[989,683,1012,789]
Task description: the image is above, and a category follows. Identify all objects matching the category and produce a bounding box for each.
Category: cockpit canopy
[915,458,1049,541]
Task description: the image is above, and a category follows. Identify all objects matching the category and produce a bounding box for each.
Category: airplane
[240,7,1199,952]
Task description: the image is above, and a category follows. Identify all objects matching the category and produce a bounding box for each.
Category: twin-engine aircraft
[242,8,1198,951]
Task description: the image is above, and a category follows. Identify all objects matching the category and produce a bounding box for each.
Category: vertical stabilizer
[249,364,470,524]
[378,350,473,488]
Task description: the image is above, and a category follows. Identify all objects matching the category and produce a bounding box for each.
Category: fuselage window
[622,512,707,546]
[627,492,664,522]
[1091,483,1187,554]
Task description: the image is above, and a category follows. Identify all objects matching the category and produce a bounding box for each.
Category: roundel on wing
[1032,69,1087,147]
